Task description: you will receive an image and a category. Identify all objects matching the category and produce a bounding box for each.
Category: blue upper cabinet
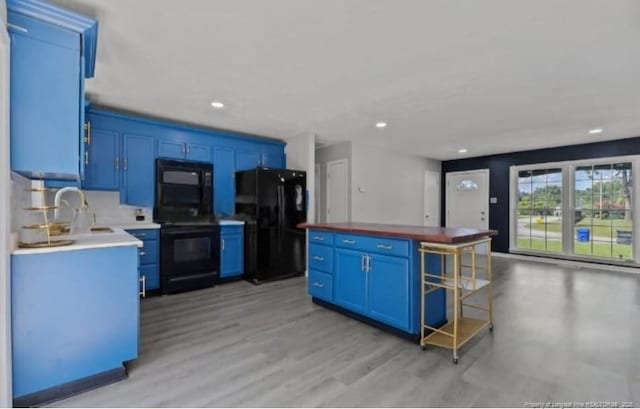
[157,139,185,160]
[236,150,285,171]
[122,134,156,207]
[84,129,120,191]
[235,151,261,171]
[158,139,211,162]
[85,108,285,212]
[213,148,235,215]
[186,143,211,162]
[8,0,98,181]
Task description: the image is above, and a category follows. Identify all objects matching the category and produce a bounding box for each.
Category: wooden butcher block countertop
[298,222,497,244]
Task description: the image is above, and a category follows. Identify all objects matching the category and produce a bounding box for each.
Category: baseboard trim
[493,251,640,275]
[13,366,127,408]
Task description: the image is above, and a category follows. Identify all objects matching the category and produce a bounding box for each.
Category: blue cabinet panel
[309,230,333,245]
[334,248,367,315]
[9,19,81,179]
[308,244,333,273]
[308,269,333,302]
[220,233,243,278]
[84,129,120,191]
[140,264,159,291]
[187,143,211,162]
[122,134,156,207]
[367,254,410,331]
[11,246,139,398]
[235,151,261,171]
[213,148,235,215]
[158,139,185,160]
[261,152,283,168]
[139,240,158,266]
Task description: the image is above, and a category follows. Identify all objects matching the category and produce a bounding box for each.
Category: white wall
[0,0,12,404]
[350,142,440,225]
[285,133,316,223]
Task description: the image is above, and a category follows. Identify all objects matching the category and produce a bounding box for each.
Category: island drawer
[308,269,333,302]
[309,244,333,273]
[335,233,409,258]
[309,230,333,245]
[127,228,159,241]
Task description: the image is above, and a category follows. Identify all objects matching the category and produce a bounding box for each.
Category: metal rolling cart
[419,237,494,364]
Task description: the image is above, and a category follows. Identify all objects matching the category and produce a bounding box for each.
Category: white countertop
[12,226,144,256]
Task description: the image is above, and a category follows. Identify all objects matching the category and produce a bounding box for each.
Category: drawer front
[308,269,333,301]
[139,240,158,265]
[308,244,333,273]
[309,230,333,245]
[127,228,159,241]
[221,225,243,235]
[335,233,409,258]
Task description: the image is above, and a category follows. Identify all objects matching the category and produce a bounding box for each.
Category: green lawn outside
[516,237,632,259]
[523,217,632,238]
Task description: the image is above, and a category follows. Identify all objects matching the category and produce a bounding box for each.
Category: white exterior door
[424,170,440,227]
[446,169,489,230]
[326,160,348,222]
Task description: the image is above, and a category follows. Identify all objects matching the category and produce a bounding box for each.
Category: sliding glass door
[574,162,632,261]
[511,157,636,263]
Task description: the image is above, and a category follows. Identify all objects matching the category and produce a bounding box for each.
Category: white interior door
[424,170,441,227]
[326,160,348,223]
[446,169,490,252]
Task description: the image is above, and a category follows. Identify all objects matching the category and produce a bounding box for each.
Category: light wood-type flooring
[51,256,640,407]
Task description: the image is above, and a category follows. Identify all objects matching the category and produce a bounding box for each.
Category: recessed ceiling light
[375,122,387,128]
[210,101,224,109]
[458,148,467,154]
[588,128,603,134]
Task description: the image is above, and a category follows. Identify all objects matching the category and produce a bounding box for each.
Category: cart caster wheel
[421,345,427,351]
[489,323,494,332]
[452,358,459,364]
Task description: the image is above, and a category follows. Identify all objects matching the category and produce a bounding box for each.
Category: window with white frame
[511,156,637,263]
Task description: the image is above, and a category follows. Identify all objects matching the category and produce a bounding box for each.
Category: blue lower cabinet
[220,225,244,278]
[334,248,368,315]
[126,229,160,292]
[308,270,333,301]
[307,231,446,336]
[11,246,139,399]
[140,264,159,291]
[367,254,410,331]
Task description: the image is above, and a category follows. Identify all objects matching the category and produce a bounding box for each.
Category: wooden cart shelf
[422,317,490,349]
[419,237,494,364]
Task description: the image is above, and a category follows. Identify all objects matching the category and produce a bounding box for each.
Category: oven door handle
[162,228,218,236]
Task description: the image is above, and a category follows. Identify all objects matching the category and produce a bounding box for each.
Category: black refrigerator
[235,167,307,284]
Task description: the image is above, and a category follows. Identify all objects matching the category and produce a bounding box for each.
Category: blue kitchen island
[298,222,497,340]
[11,229,142,406]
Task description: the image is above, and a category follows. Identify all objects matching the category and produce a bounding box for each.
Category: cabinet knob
[313,236,325,241]
[115,157,119,170]
[312,282,324,288]
[222,239,225,251]
[343,239,356,245]
[312,256,324,261]
[376,244,393,250]
[140,251,146,256]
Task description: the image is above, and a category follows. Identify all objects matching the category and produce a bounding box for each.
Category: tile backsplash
[10,175,153,230]
[44,189,152,225]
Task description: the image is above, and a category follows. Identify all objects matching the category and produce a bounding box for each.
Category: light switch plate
[490,197,498,204]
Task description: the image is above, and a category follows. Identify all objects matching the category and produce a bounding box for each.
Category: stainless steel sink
[90,227,114,233]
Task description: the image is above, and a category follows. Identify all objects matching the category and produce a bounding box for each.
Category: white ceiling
[51,0,640,160]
